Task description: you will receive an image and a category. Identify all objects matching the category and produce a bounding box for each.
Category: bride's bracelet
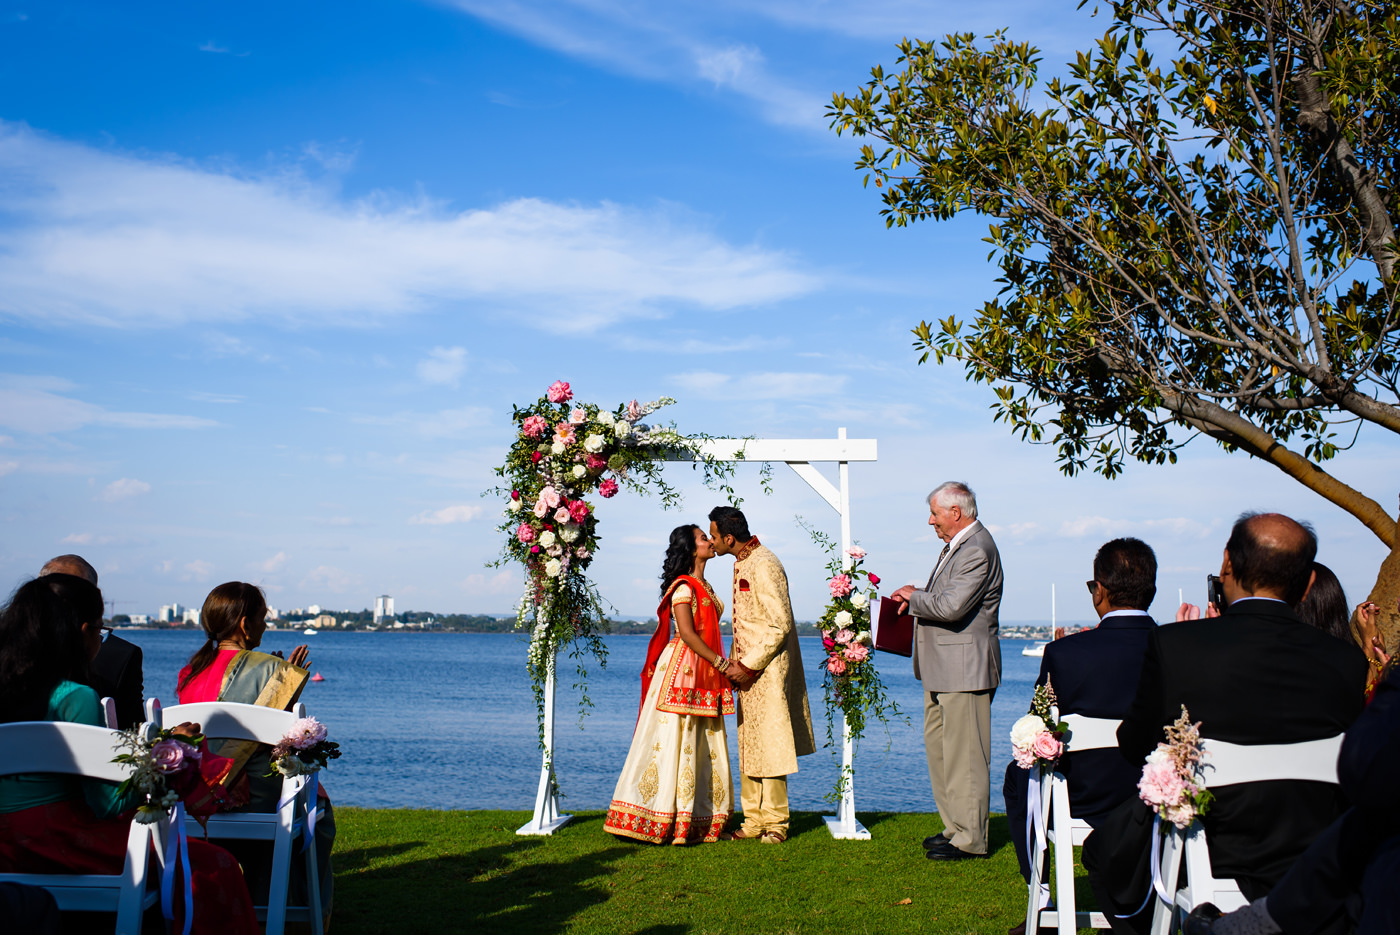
[714,655,731,672]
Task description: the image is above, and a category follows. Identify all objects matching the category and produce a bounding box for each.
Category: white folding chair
[147,698,324,935]
[1025,710,1122,935]
[0,721,167,934]
[1149,734,1345,935]
[100,695,119,729]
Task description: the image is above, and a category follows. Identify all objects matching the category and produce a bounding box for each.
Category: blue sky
[1,1,1395,622]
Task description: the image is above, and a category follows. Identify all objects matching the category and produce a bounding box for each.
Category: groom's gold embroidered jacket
[730,538,816,777]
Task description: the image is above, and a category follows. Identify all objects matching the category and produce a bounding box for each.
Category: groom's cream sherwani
[729,538,814,836]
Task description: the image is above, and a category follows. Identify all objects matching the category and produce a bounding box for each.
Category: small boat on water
[310,672,325,682]
[1022,583,1057,657]
[303,627,317,636]
[1022,641,1047,658]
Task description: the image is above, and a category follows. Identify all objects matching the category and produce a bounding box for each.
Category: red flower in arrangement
[585,454,607,471]
[822,635,836,651]
[530,451,543,463]
[598,478,619,498]
[867,572,881,586]
[511,490,521,501]
[568,500,589,523]
[530,545,541,554]
[547,381,573,403]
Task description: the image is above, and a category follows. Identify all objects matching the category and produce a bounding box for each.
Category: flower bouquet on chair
[267,717,340,777]
[1138,705,1213,827]
[113,723,204,823]
[1009,680,1067,771]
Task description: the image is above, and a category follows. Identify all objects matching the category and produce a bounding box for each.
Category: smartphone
[1206,574,1225,612]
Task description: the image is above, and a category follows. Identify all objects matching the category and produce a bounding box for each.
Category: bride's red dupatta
[637,574,735,724]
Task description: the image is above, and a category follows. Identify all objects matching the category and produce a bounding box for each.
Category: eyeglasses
[1085,580,1097,595]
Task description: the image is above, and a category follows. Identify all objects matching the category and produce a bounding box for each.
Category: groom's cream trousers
[738,775,789,835]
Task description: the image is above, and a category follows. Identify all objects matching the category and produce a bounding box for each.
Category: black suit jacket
[88,635,144,729]
[1038,611,1155,822]
[1116,598,1368,892]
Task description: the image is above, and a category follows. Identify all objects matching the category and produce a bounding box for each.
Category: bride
[604,524,735,844]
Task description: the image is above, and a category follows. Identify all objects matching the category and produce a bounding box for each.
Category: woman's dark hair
[180,581,268,691]
[1296,562,1352,643]
[661,525,702,596]
[708,505,750,542]
[0,574,104,723]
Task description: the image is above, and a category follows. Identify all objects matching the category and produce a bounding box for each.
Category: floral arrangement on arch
[492,380,750,741]
[804,524,901,802]
[267,717,341,778]
[112,723,204,824]
[1139,706,1213,828]
[1009,681,1068,771]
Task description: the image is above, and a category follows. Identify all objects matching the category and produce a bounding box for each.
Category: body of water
[120,630,1044,814]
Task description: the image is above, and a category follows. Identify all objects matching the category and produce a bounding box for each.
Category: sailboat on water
[1021,583,1060,657]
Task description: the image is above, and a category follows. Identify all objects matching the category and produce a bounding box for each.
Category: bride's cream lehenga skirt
[604,643,733,844]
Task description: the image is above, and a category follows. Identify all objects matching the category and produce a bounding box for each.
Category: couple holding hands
[603,506,815,847]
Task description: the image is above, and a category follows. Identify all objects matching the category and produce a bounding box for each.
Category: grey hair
[927,482,978,519]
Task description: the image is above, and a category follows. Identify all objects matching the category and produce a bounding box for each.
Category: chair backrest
[1198,735,1343,787]
[1061,714,1122,752]
[0,721,133,783]
[101,696,118,729]
[148,698,306,746]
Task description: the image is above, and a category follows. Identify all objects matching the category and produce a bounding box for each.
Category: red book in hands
[875,597,914,657]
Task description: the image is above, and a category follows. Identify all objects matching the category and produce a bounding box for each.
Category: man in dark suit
[40,554,145,729]
[1086,513,1368,933]
[1004,537,1158,931]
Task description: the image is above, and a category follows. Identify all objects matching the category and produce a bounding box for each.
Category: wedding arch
[492,384,879,840]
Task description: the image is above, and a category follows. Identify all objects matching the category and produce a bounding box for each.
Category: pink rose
[585,454,607,471]
[599,478,619,498]
[542,487,562,509]
[517,523,536,543]
[867,573,881,586]
[843,643,870,663]
[547,381,573,403]
[533,499,549,518]
[826,655,847,675]
[846,546,867,560]
[1031,731,1063,762]
[151,738,197,774]
[1012,746,1038,770]
[554,423,576,445]
[833,628,855,645]
[554,507,571,524]
[626,399,641,421]
[522,415,548,438]
[828,574,853,598]
[569,407,587,424]
[568,500,589,523]
[1138,760,1186,807]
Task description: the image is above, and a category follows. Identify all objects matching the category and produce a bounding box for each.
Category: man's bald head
[1223,512,1317,604]
[40,554,98,586]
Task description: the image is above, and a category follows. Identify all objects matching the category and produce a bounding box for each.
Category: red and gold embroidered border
[603,800,729,844]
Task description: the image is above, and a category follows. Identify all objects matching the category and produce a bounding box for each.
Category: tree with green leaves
[830,0,1400,647]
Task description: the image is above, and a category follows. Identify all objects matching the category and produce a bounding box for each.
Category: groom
[709,506,816,844]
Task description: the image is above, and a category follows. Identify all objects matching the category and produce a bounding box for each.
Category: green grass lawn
[332,809,1097,934]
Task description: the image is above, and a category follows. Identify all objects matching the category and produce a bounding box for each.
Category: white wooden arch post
[516,428,878,839]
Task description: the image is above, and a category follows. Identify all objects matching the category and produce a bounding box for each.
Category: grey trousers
[924,688,994,854]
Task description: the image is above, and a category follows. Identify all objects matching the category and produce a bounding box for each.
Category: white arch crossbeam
[518,429,879,841]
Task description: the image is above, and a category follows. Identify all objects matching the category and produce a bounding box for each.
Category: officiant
[891,482,1003,861]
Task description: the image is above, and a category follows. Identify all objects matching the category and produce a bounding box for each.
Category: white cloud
[1057,515,1216,539]
[61,532,93,544]
[460,570,520,595]
[258,551,288,573]
[417,346,468,387]
[0,375,216,435]
[301,564,360,594]
[671,370,844,400]
[410,504,484,525]
[199,41,229,53]
[99,478,151,502]
[0,123,815,331]
[182,559,214,581]
[352,406,492,439]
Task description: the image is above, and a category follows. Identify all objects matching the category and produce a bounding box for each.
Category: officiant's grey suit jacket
[908,521,1003,694]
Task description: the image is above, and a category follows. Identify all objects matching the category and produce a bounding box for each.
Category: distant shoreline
[113,622,1091,638]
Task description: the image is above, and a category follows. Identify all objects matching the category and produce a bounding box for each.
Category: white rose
[584,433,605,453]
[545,558,563,578]
[560,523,580,543]
[833,610,853,628]
[551,441,566,455]
[572,464,586,478]
[508,499,522,513]
[539,530,557,549]
[1145,746,1169,766]
[614,421,631,438]
[1010,714,1044,749]
[598,411,616,426]
[855,630,871,645]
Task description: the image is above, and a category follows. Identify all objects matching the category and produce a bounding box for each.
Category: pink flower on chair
[1031,731,1063,762]
[547,381,573,403]
[151,738,198,774]
[288,718,328,751]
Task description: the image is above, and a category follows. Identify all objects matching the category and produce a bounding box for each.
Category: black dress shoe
[1184,904,1223,935]
[925,840,987,861]
[921,833,950,850]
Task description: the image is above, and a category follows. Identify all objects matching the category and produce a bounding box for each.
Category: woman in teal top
[0,574,259,934]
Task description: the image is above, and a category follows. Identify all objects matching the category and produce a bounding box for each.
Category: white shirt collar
[943,520,980,553]
[1100,609,1152,620]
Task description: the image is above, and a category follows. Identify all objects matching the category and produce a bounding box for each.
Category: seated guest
[1187,644,1400,935]
[39,554,145,729]
[1004,538,1159,935]
[1296,562,1356,645]
[177,581,333,920]
[1086,513,1369,933]
[0,575,257,934]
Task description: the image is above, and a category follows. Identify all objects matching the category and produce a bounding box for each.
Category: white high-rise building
[158,603,184,623]
[373,594,394,623]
